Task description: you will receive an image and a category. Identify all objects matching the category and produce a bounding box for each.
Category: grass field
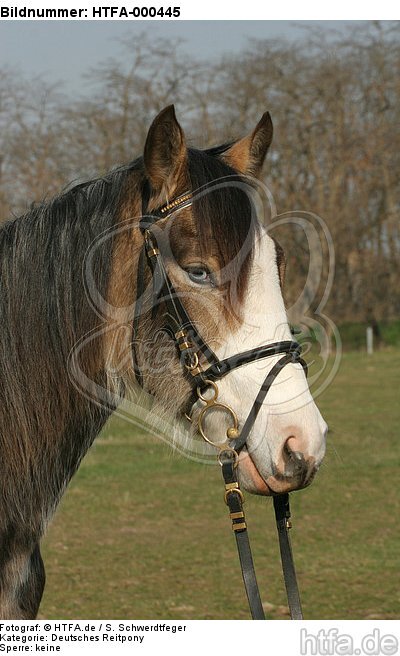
[40,350,400,620]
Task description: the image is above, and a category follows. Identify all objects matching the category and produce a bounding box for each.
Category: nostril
[283,437,308,478]
[285,435,302,454]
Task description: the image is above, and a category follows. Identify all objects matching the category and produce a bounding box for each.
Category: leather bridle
[132,182,307,620]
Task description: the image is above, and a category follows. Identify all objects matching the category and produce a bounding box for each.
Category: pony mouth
[238,448,317,496]
[238,449,272,496]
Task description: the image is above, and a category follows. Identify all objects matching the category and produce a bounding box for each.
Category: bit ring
[198,402,240,448]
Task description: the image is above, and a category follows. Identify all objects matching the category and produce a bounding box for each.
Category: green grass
[40,350,400,619]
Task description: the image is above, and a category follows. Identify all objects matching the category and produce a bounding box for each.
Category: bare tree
[1,23,398,327]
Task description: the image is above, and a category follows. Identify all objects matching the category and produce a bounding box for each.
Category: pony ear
[221,111,273,177]
[143,105,187,198]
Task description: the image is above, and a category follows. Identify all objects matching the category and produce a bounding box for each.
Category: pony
[0,105,327,618]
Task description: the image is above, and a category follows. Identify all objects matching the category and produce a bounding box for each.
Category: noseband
[133,183,307,620]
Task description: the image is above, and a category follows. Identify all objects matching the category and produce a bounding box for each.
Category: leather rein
[132,184,306,620]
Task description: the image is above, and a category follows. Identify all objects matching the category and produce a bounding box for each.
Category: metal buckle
[224,485,244,505]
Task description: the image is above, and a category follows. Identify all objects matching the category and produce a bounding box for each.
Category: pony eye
[186,266,213,286]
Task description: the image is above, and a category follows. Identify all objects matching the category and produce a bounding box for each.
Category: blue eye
[186,267,212,285]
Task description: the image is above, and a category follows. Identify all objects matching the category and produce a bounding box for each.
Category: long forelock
[187,148,258,303]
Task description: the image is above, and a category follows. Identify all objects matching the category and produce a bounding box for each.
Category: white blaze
[213,227,327,483]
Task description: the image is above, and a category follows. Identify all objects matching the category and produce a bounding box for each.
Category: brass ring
[197,380,219,403]
[217,448,239,468]
[198,402,239,448]
[185,352,199,371]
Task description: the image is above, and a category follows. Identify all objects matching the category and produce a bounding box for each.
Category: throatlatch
[135,184,306,620]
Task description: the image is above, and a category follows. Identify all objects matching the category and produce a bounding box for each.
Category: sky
[0,20,371,96]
